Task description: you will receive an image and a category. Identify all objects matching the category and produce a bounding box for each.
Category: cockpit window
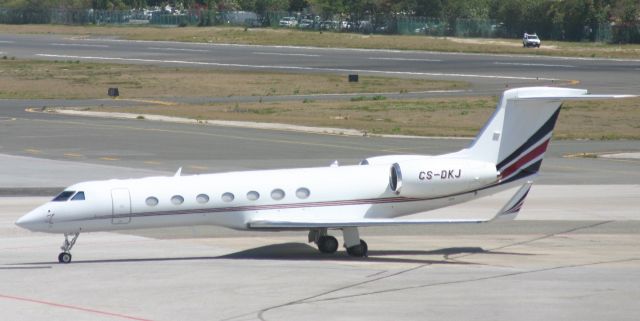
[52,191,75,202]
[71,191,85,201]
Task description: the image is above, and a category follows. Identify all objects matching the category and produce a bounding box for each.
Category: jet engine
[389,159,500,198]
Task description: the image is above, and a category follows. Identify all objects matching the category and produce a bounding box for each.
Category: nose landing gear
[58,233,79,264]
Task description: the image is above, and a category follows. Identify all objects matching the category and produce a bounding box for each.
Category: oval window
[247,191,260,201]
[171,195,184,205]
[221,192,234,202]
[296,187,310,199]
[196,194,210,204]
[271,189,285,200]
[146,196,159,206]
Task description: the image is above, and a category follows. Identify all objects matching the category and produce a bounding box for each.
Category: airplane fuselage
[19,159,499,234]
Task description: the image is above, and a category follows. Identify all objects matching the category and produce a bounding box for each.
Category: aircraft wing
[247,182,533,229]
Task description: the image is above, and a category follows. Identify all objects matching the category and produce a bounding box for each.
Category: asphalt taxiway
[2,33,640,94]
[1,196,639,321]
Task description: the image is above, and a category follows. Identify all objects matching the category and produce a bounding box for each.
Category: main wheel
[346,240,368,257]
[58,252,72,264]
[317,236,339,254]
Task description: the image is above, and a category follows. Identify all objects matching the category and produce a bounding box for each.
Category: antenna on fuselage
[174,167,182,177]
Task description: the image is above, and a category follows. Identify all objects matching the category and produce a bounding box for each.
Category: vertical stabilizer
[450,87,633,183]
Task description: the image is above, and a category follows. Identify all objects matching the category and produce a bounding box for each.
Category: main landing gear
[58,233,79,264]
[309,227,368,257]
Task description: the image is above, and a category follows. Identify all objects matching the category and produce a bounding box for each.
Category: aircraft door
[111,188,131,224]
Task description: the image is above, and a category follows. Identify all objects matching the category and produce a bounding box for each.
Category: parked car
[523,33,541,47]
[279,16,298,27]
[319,20,338,30]
[298,19,314,29]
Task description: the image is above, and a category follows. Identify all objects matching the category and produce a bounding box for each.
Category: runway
[0,32,638,321]
[1,33,640,94]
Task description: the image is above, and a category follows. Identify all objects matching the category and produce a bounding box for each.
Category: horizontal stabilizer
[491,181,533,221]
[516,94,635,100]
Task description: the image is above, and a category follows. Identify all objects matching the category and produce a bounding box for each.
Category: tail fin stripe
[500,139,550,179]
[498,131,552,172]
[500,160,542,185]
[496,107,561,170]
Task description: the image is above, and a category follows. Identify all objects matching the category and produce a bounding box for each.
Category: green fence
[0,8,632,43]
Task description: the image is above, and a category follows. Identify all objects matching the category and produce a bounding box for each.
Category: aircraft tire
[58,252,72,264]
[346,240,368,257]
[317,236,339,254]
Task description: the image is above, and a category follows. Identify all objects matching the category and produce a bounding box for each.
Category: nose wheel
[58,252,72,263]
[58,233,79,264]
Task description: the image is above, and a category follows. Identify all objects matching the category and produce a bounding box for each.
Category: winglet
[491,181,533,221]
[174,167,182,177]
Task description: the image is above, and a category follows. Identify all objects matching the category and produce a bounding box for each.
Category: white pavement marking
[368,57,442,62]
[53,109,471,140]
[35,54,559,81]
[0,40,15,43]
[73,37,640,62]
[253,52,320,57]
[494,62,575,68]
[147,47,210,52]
[600,152,640,160]
[49,43,109,48]
[275,89,467,98]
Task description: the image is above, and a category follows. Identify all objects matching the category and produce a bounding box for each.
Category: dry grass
[0,59,465,99]
[92,96,640,139]
[2,24,640,59]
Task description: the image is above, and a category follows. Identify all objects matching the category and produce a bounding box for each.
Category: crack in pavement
[303,257,640,303]
[222,220,617,321]
[446,220,614,262]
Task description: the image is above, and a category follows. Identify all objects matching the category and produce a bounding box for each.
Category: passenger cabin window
[52,191,75,202]
[247,191,260,201]
[196,194,210,204]
[146,197,159,207]
[296,187,310,199]
[222,193,234,202]
[271,189,285,200]
[71,191,85,201]
[171,195,184,205]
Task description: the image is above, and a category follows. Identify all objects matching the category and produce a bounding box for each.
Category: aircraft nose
[15,209,46,231]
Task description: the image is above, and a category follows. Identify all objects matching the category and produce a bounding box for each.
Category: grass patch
[3,25,640,59]
[92,96,640,139]
[0,59,467,99]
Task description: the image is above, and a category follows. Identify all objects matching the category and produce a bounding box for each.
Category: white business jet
[16,87,632,263]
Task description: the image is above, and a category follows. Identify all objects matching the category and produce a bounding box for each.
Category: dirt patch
[0,59,466,99]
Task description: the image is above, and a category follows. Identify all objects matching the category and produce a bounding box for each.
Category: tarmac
[1,193,639,321]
